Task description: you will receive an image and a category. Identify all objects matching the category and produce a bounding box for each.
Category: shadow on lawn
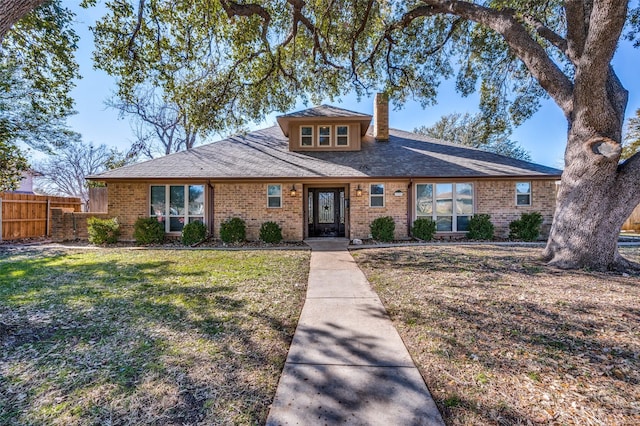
[356,245,640,423]
[0,249,301,425]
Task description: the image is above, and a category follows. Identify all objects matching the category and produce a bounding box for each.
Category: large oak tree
[5,1,640,270]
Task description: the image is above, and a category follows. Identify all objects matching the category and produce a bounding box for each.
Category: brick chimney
[373,92,389,141]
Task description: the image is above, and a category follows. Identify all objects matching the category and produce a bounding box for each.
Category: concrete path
[266,239,444,425]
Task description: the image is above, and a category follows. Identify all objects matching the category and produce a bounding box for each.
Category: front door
[308,188,345,237]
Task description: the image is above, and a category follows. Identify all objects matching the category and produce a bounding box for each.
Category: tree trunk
[0,0,46,42]
[544,119,640,271]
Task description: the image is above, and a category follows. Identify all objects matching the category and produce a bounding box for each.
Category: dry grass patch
[0,247,309,425]
[353,245,640,425]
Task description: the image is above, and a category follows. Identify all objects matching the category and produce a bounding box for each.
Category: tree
[107,86,204,159]
[415,112,531,161]
[34,140,128,205]
[622,108,640,161]
[0,0,79,188]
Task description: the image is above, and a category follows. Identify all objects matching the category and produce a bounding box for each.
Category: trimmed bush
[220,217,246,243]
[509,212,543,241]
[370,216,395,242]
[412,217,436,241]
[134,217,165,245]
[87,217,119,245]
[182,221,207,246]
[260,221,283,244]
[467,214,495,240]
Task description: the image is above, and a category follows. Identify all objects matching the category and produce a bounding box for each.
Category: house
[88,95,562,241]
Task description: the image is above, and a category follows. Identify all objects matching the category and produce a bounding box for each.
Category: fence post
[46,199,51,237]
[0,198,3,242]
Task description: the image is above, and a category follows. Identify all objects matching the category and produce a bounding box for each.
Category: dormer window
[301,126,313,146]
[336,125,349,146]
[318,126,331,146]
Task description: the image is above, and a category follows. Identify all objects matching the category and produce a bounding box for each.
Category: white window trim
[515,181,532,206]
[300,125,314,147]
[414,182,475,232]
[370,183,385,208]
[317,125,332,147]
[335,125,349,147]
[150,184,205,233]
[267,184,282,209]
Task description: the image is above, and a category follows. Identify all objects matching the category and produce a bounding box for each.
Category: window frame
[317,125,332,147]
[414,182,474,232]
[369,183,385,208]
[335,125,349,146]
[150,184,205,233]
[300,125,314,147]
[267,184,282,208]
[515,181,532,206]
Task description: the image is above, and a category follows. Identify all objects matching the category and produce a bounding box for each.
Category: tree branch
[0,0,46,42]
[405,1,574,116]
[522,13,570,59]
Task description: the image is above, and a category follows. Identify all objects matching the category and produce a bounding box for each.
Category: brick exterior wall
[476,179,557,238]
[107,182,148,241]
[50,208,111,242]
[214,183,304,241]
[349,181,410,240]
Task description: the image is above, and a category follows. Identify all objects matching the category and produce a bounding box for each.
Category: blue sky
[64,3,639,169]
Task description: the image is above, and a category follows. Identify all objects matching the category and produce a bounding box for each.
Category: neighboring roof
[276,105,372,136]
[90,125,562,181]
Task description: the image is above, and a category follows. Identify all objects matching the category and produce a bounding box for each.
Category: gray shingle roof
[90,125,562,180]
[277,104,372,119]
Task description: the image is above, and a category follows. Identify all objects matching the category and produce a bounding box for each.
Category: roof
[90,125,562,181]
[276,104,372,137]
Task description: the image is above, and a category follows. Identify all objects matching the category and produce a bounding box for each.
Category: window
[336,125,349,146]
[300,126,313,146]
[516,182,531,206]
[150,184,204,232]
[370,183,385,207]
[318,126,331,146]
[267,184,282,208]
[415,183,473,232]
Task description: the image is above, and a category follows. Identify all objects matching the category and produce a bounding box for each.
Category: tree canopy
[622,108,640,160]
[414,112,531,161]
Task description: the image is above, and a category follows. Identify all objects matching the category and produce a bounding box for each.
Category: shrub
[370,216,395,242]
[133,217,165,245]
[509,212,543,241]
[466,214,495,240]
[412,217,436,241]
[87,217,119,245]
[220,217,246,243]
[182,221,207,246]
[260,221,283,244]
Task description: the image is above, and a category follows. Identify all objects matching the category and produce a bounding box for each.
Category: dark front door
[308,188,345,237]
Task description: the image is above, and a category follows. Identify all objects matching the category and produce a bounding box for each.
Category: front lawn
[0,248,309,425]
[353,245,640,425]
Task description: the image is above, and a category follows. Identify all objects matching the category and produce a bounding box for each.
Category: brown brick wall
[349,181,410,240]
[476,179,557,238]
[50,208,111,242]
[214,183,304,241]
[107,182,148,241]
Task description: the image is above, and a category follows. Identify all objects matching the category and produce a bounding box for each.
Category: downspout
[407,179,413,238]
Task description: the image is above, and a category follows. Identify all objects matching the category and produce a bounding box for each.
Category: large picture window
[415,183,473,232]
[150,185,204,232]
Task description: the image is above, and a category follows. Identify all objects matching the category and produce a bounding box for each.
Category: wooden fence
[0,193,82,241]
[622,203,640,232]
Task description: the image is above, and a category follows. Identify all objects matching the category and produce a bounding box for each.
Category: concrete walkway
[266,239,444,425]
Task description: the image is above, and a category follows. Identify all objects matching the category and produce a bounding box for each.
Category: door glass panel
[340,191,345,224]
[318,192,335,224]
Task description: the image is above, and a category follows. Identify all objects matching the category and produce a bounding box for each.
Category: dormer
[276,105,372,152]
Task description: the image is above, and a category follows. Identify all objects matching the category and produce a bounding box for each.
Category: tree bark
[0,0,45,42]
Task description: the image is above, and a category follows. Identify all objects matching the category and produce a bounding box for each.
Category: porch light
[355,185,363,197]
[290,185,297,197]
[394,190,403,197]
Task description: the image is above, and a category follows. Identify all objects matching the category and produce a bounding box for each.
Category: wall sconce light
[290,185,297,197]
[355,185,363,197]
[394,190,403,197]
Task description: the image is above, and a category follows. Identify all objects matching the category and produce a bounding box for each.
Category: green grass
[0,248,310,425]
